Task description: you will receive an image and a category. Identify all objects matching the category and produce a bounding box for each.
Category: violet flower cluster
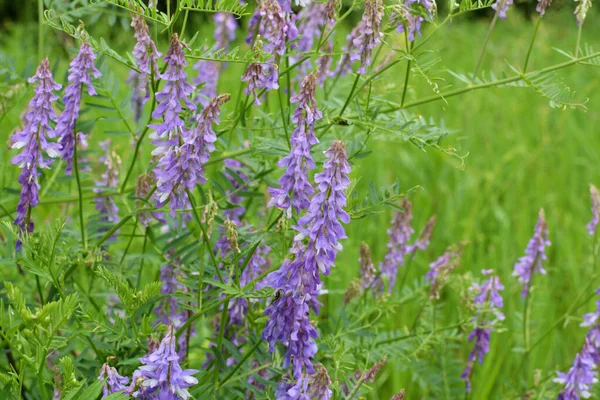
[461,270,504,392]
[555,289,600,399]
[350,0,384,74]
[536,0,553,16]
[394,0,436,42]
[277,364,333,400]
[512,209,550,298]
[129,14,161,121]
[99,361,129,397]
[11,58,61,246]
[587,185,599,236]
[492,0,514,19]
[294,3,332,82]
[359,242,377,290]
[94,140,121,240]
[263,141,351,396]
[380,199,435,292]
[55,42,101,175]
[129,326,198,399]
[426,244,463,300]
[268,71,322,217]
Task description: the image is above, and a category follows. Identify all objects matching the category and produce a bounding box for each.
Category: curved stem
[339,73,361,117]
[473,11,499,79]
[72,138,87,252]
[523,17,542,73]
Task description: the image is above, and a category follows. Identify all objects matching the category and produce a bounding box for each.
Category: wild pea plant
[0,0,599,398]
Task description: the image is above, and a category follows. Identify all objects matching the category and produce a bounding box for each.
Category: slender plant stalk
[473,11,499,79]
[339,73,361,117]
[38,0,44,60]
[72,136,87,252]
[575,23,583,58]
[523,17,542,73]
[218,339,262,388]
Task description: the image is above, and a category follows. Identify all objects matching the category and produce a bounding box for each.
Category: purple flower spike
[460,327,491,392]
[380,199,414,291]
[350,0,384,74]
[587,185,600,236]
[513,209,551,298]
[130,326,198,399]
[94,140,121,240]
[492,0,514,19]
[359,242,377,290]
[298,140,352,276]
[99,360,129,397]
[337,24,363,77]
[242,39,279,105]
[426,244,463,299]
[214,13,237,51]
[474,270,505,317]
[268,71,321,216]
[555,290,600,399]
[56,42,101,175]
[536,0,553,15]
[11,58,61,246]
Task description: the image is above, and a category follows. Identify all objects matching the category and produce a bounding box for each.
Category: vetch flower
[336,24,363,77]
[460,327,491,392]
[574,0,593,25]
[56,42,101,175]
[214,13,237,51]
[380,199,414,291]
[587,185,599,236]
[492,0,514,19]
[426,243,463,299]
[130,326,198,399]
[242,39,279,105]
[94,140,121,240]
[99,359,129,397]
[513,209,551,298]
[129,14,161,121]
[408,215,436,253]
[536,0,553,15]
[268,71,321,216]
[390,390,407,400]
[364,355,387,383]
[350,0,384,74]
[11,58,61,247]
[359,242,377,290]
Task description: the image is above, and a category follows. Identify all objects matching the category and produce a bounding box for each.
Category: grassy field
[1,5,600,399]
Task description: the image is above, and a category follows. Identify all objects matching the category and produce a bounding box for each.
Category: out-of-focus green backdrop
[1,1,600,398]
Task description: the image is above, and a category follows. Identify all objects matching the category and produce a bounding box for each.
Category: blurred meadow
[1,1,600,398]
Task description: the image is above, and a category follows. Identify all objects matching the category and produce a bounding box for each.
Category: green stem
[575,23,583,58]
[218,339,262,388]
[523,17,542,73]
[72,136,87,252]
[473,11,499,79]
[38,0,44,60]
[339,74,361,117]
[213,298,230,389]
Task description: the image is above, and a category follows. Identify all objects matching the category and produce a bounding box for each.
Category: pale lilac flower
[193,61,219,108]
[536,0,553,15]
[129,14,161,121]
[409,215,436,252]
[492,0,514,19]
[11,58,61,246]
[555,289,600,399]
[268,72,321,216]
[587,185,600,236]
[350,0,384,74]
[214,13,237,51]
[294,4,328,79]
[258,0,289,56]
[94,140,121,239]
[394,0,436,41]
[99,361,129,397]
[56,42,101,175]
[380,199,414,291]
[513,209,551,298]
[359,242,376,290]
[460,328,491,392]
[474,270,505,317]
[575,0,593,26]
[242,39,279,105]
[337,25,362,77]
[246,10,261,45]
[130,326,198,399]
[364,356,387,383]
[390,390,407,400]
[427,244,463,299]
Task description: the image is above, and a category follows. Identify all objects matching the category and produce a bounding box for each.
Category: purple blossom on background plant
[258,0,289,56]
[193,61,219,108]
[394,0,436,41]
[214,13,237,51]
[359,242,377,290]
[130,326,198,399]
[513,209,551,298]
[268,72,321,216]
[135,173,165,227]
[76,132,91,172]
[492,0,514,19]
[407,215,436,254]
[94,140,121,240]
[11,58,61,247]
[536,0,553,15]
[350,0,384,74]
[575,0,593,26]
[278,365,333,400]
[461,269,504,392]
[242,40,279,105]
[380,199,414,291]
[293,3,328,80]
[390,390,407,400]
[587,185,599,236]
[336,24,362,77]
[246,10,261,45]
[555,289,600,399]
[99,361,129,397]
[128,14,161,121]
[426,244,463,299]
[56,42,101,175]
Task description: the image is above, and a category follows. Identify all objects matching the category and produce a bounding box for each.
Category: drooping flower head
[492,0,514,19]
[574,0,593,26]
[555,289,600,399]
[513,209,551,298]
[380,199,414,291]
[359,242,377,290]
[460,328,491,392]
[268,71,321,216]
[426,243,463,299]
[536,0,553,15]
[56,41,101,175]
[350,0,384,74]
[98,358,129,397]
[242,38,279,105]
[391,390,407,400]
[393,0,436,41]
[129,326,199,399]
[587,185,600,236]
[364,356,387,383]
[11,58,61,246]
[94,140,121,240]
[128,13,161,121]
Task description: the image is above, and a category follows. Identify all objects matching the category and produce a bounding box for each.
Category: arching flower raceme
[427,244,463,299]
[492,0,514,19]
[350,0,384,74]
[56,42,101,175]
[337,24,363,77]
[214,12,237,51]
[587,185,600,236]
[242,39,279,105]
[94,140,121,240]
[129,326,198,399]
[555,289,600,399]
[129,14,161,121]
[98,361,129,397]
[393,0,436,41]
[359,242,377,290]
[536,0,553,15]
[294,3,329,80]
[11,58,61,247]
[461,270,504,392]
[380,199,414,291]
[268,72,321,216]
[513,209,551,298]
[575,0,593,25]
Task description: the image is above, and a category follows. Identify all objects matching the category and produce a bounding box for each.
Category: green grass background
[1,5,600,399]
